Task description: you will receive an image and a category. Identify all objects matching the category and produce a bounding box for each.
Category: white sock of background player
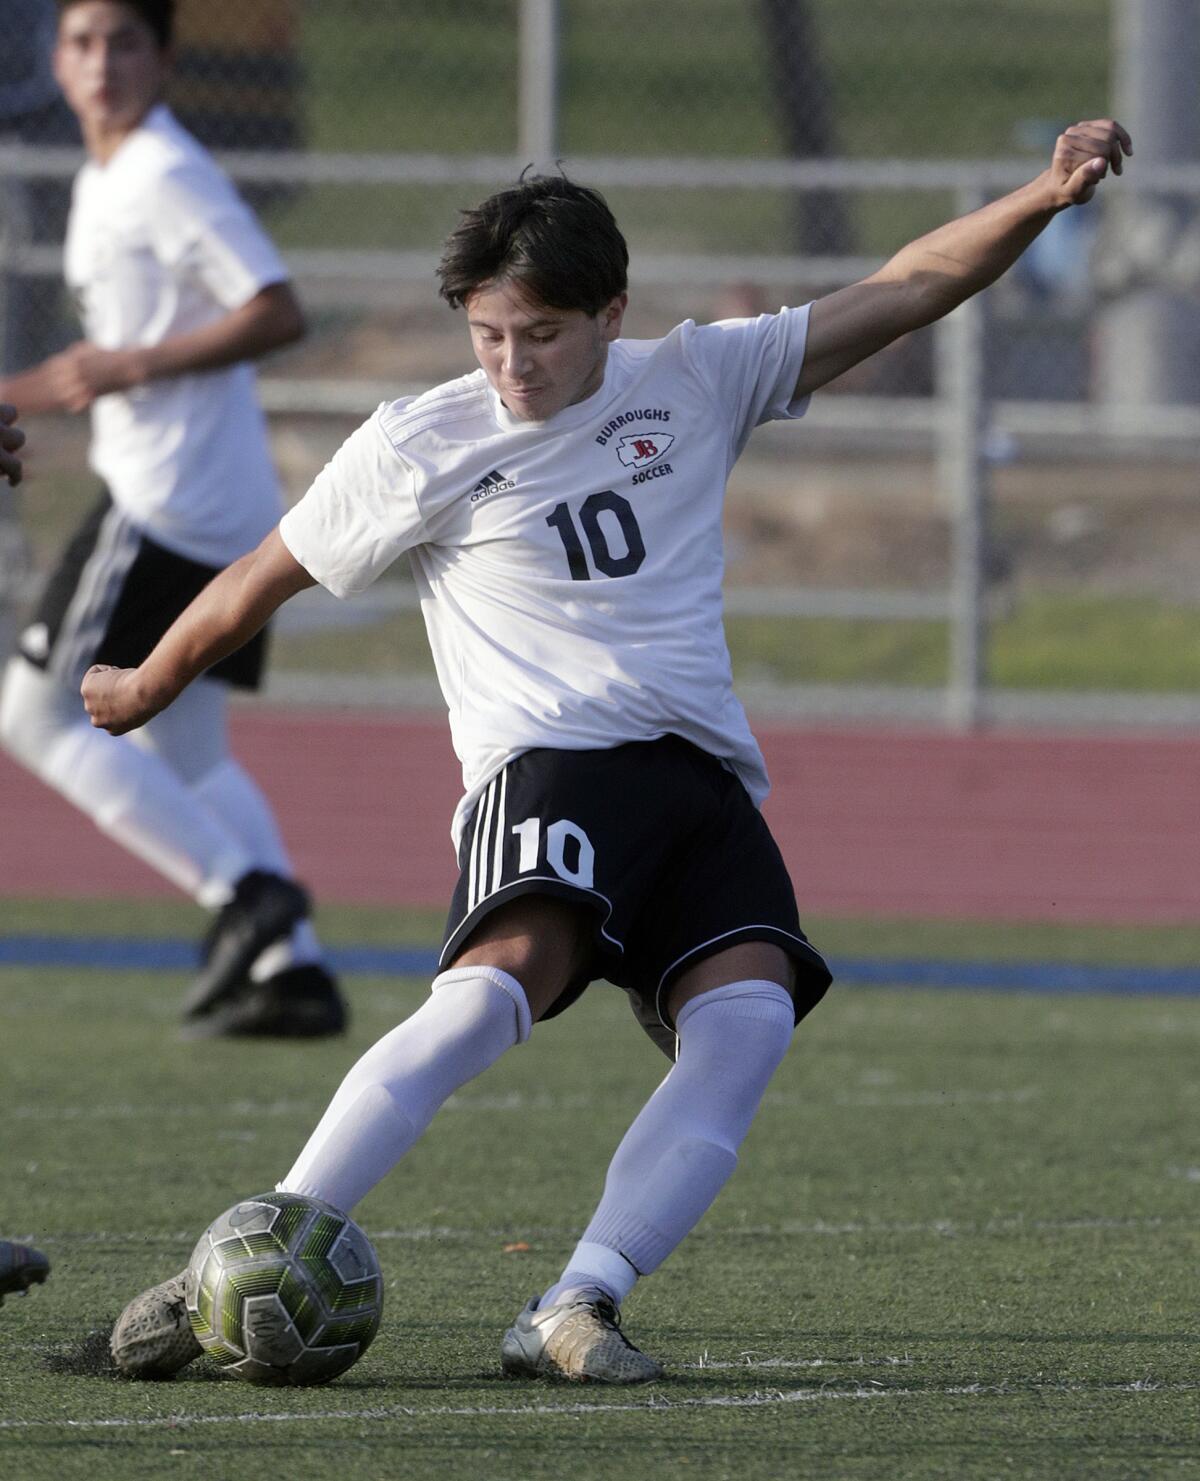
[0,657,251,907]
[278,966,532,1211]
[2,659,322,968]
[133,676,323,973]
[189,759,322,975]
[540,980,795,1310]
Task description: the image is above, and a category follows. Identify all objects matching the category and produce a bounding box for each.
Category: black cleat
[0,1241,50,1305]
[182,964,348,1039]
[184,871,310,1021]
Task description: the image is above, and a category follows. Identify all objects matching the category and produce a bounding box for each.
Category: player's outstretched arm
[82,528,315,735]
[795,118,1132,398]
[0,283,305,416]
[0,404,25,487]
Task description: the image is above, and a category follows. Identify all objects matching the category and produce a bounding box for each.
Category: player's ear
[600,293,628,341]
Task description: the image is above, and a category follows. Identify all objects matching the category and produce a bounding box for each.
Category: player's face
[54,2,169,144]
[466,281,627,422]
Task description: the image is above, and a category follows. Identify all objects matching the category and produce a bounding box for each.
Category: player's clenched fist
[1049,119,1133,207]
[81,664,156,736]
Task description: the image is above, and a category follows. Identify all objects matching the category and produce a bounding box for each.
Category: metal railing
[3,143,1199,728]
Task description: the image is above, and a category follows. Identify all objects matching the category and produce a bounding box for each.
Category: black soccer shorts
[440,733,832,1055]
[17,488,267,689]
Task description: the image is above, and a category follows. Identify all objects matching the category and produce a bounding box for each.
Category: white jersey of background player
[87,123,1131,1385]
[0,0,343,1038]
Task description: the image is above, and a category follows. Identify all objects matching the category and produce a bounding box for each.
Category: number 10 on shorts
[511,816,596,888]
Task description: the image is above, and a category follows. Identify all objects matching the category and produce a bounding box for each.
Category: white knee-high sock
[132,687,320,977]
[0,658,250,906]
[543,980,795,1309]
[191,758,322,973]
[133,683,321,972]
[279,966,532,1213]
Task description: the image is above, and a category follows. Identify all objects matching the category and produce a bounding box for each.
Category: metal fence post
[937,187,990,730]
[519,0,561,168]
[0,167,31,374]
[1098,0,1200,407]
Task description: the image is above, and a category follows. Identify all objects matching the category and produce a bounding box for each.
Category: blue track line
[2,935,1199,996]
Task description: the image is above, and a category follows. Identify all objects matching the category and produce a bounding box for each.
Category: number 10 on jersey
[546,491,646,580]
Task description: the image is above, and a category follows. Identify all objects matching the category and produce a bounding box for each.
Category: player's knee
[676,980,795,1060]
[431,965,533,1045]
[449,896,590,1023]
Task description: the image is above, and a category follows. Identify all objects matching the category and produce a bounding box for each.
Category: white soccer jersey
[281,307,811,844]
[64,104,288,567]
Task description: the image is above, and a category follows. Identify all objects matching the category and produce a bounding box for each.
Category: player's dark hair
[57,0,175,48]
[437,175,629,316]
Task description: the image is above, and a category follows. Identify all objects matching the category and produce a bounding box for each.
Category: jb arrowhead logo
[616,433,675,469]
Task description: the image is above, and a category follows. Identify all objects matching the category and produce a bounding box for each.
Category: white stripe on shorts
[465,765,512,912]
[490,765,508,899]
[469,774,501,912]
[49,504,141,687]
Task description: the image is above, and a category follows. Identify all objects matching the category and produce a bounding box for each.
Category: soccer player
[89,118,1130,1382]
[0,0,345,1038]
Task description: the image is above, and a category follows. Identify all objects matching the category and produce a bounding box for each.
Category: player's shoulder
[613,322,722,384]
[375,370,493,454]
[672,306,811,377]
[121,106,230,199]
[612,326,689,367]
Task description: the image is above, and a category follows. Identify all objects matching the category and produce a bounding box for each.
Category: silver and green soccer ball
[185,1192,383,1385]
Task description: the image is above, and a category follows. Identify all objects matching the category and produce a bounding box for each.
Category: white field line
[28,1213,1185,1249]
[682,1354,914,1371]
[0,1379,1193,1433]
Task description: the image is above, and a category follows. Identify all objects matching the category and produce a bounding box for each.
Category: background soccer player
[88,118,1130,1382]
[0,0,344,1037]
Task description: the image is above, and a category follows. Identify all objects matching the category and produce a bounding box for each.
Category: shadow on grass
[42,1324,121,1379]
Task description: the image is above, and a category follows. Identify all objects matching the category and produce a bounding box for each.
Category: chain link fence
[1,0,1198,723]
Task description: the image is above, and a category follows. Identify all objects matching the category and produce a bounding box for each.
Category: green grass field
[2,902,1198,1478]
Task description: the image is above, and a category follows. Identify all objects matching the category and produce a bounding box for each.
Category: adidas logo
[469,469,516,501]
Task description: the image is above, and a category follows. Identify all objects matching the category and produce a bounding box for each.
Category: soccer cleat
[182,963,348,1039]
[110,1270,203,1379]
[0,1241,50,1305]
[184,870,310,1021]
[501,1290,664,1384]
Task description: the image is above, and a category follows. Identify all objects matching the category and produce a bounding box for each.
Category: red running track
[2,708,1198,923]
